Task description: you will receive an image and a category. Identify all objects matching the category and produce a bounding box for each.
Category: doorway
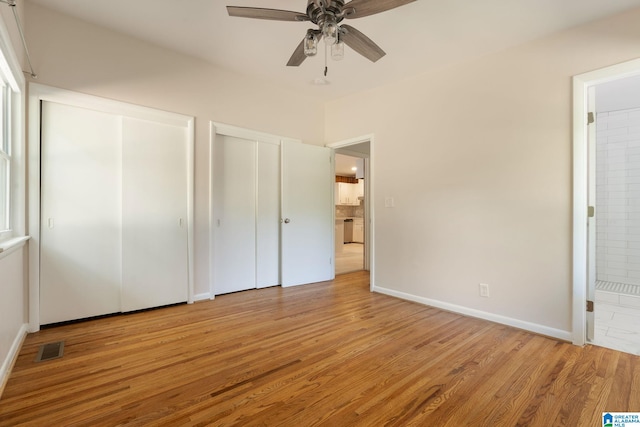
[327,136,373,288]
[335,153,365,275]
[573,59,640,353]
[590,75,640,355]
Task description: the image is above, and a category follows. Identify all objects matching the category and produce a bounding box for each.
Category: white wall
[0,0,27,394]
[325,7,640,336]
[0,247,28,391]
[0,0,24,67]
[24,3,326,298]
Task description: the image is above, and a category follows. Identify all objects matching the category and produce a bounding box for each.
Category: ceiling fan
[227,0,416,67]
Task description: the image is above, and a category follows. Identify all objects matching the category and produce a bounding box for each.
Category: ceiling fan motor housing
[306,0,347,25]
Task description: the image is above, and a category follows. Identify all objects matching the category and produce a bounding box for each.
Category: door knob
[284,218,291,224]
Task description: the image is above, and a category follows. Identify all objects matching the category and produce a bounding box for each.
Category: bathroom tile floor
[594,289,640,355]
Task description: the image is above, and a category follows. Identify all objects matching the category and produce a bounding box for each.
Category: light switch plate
[384,197,395,208]
[479,283,490,297]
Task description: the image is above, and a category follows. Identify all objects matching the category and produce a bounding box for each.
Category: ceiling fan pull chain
[324,41,328,77]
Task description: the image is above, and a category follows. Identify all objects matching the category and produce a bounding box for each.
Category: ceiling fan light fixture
[303,32,318,57]
[322,17,338,45]
[331,40,344,61]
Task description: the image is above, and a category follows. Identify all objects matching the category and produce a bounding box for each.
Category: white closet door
[256,141,280,288]
[213,135,257,295]
[121,117,189,311]
[281,141,333,287]
[40,101,122,324]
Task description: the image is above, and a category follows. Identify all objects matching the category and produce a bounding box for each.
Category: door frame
[572,58,640,345]
[28,84,196,332]
[327,134,375,291]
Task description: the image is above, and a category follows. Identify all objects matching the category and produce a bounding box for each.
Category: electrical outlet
[479,283,490,298]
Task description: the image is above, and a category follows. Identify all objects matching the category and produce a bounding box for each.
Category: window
[0,83,10,235]
[0,18,24,245]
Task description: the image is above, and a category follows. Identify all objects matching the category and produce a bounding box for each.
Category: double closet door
[212,129,335,295]
[39,101,191,325]
[213,135,280,294]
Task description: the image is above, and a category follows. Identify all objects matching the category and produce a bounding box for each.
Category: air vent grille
[35,341,64,362]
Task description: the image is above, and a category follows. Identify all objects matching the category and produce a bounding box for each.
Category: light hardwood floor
[1,271,639,426]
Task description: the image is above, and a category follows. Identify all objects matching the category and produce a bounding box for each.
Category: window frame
[0,84,12,239]
[0,11,26,246]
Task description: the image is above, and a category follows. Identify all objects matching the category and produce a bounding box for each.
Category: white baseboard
[373,286,572,342]
[193,292,212,302]
[0,323,28,398]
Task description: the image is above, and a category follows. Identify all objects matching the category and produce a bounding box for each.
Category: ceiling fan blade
[286,39,307,67]
[340,25,385,63]
[343,0,416,19]
[227,6,309,22]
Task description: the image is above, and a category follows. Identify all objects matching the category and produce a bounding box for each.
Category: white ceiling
[335,153,359,176]
[27,0,640,101]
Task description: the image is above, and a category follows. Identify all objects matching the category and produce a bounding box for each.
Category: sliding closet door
[212,135,281,294]
[40,102,122,324]
[256,141,280,288]
[213,135,257,294]
[121,117,189,312]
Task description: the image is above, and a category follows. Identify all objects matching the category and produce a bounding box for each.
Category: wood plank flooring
[1,271,639,426]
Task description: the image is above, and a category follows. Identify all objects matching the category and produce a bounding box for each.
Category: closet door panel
[213,135,257,295]
[281,141,333,287]
[40,101,122,324]
[256,141,280,288]
[121,117,189,312]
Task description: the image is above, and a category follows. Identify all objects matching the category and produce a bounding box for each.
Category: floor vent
[35,341,64,362]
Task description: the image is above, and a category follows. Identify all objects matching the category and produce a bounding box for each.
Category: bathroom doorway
[590,75,640,355]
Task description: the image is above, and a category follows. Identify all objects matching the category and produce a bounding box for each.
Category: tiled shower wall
[596,109,640,285]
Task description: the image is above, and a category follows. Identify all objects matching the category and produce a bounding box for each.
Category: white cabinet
[353,219,364,243]
[337,182,360,206]
[40,101,191,325]
[337,182,351,205]
[357,179,364,198]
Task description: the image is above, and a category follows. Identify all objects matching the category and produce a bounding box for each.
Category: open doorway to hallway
[335,152,364,274]
[331,139,371,277]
